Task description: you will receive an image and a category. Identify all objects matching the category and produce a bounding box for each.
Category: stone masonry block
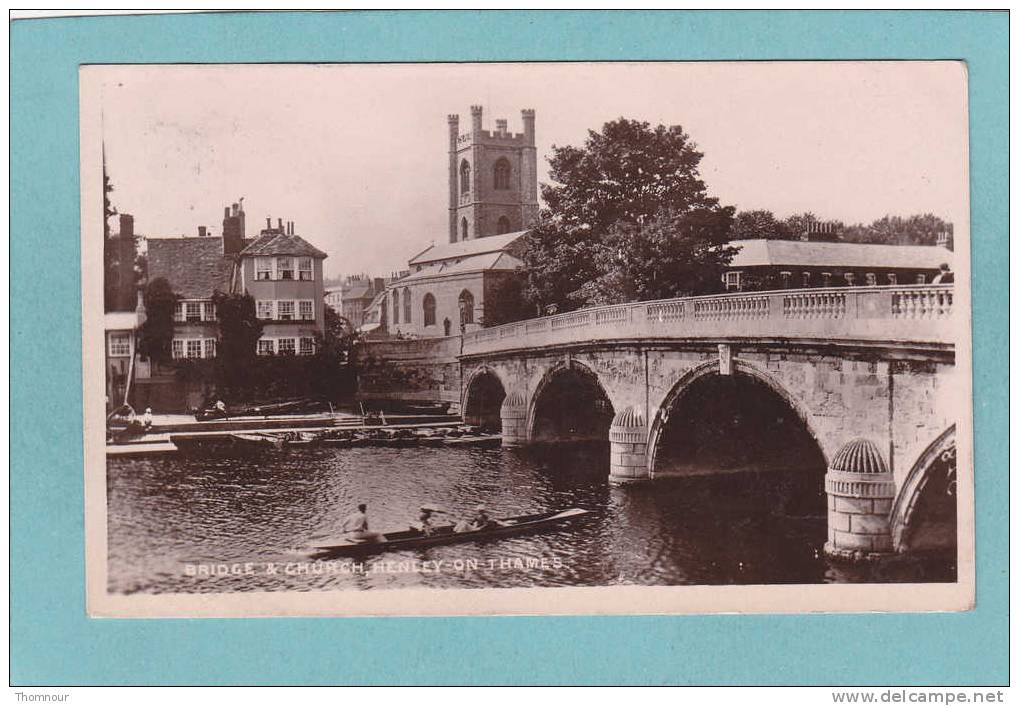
[828,511,850,532]
[872,498,893,515]
[832,530,874,551]
[849,514,891,535]
[870,534,893,552]
[834,497,874,514]
[617,453,647,467]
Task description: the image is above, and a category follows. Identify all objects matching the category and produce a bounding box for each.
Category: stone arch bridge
[458,285,960,560]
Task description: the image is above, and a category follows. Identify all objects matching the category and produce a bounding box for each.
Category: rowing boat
[308,508,591,558]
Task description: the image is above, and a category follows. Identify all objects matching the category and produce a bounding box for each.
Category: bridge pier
[824,438,896,561]
[500,391,528,447]
[608,407,650,485]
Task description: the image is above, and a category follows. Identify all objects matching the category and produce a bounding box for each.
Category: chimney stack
[223,203,245,255]
[116,214,136,311]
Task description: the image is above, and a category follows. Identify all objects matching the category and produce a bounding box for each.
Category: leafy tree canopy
[137,278,178,363]
[522,118,736,310]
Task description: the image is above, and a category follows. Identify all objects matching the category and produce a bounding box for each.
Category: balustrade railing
[460,284,955,355]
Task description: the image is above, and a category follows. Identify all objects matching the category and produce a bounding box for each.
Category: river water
[106,444,956,594]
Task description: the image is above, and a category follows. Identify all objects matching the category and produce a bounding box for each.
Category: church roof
[240,232,327,259]
[728,239,953,270]
[408,230,528,266]
[400,251,523,284]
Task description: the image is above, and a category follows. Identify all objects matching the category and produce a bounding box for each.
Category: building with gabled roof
[140,202,328,411]
[723,238,954,291]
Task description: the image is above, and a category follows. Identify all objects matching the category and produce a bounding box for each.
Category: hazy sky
[94,62,968,279]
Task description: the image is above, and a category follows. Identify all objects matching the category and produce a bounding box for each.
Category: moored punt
[308,508,591,558]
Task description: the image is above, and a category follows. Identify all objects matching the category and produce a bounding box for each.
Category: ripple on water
[105,446,955,594]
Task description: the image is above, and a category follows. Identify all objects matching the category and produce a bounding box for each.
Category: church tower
[448,106,538,243]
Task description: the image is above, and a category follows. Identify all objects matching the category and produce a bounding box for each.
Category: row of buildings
[105,104,954,412]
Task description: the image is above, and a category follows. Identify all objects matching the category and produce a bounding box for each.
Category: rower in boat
[340,503,383,543]
[454,505,501,533]
[414,506,452,536]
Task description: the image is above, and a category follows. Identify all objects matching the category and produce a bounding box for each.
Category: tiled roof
[240,232,327,258]
[343,281,374,300]
[147,237,236,299]
[408,230,527,265]
[400,251,522,284]
[728,239,954,270]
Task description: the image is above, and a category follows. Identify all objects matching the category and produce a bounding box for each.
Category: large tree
[137,278,178,363]
[522,118,736,310]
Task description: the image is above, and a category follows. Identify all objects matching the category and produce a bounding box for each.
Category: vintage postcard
[82,61,974,617]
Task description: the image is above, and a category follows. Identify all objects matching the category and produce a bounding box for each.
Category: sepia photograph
[81,61,973,617]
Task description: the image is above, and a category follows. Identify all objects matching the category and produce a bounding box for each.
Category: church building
[382,106,537,338]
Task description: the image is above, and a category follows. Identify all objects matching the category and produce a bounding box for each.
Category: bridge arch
[527,360,615,444]
[461,366,507,430]
[889,425,957,554]
[647,358,829,481]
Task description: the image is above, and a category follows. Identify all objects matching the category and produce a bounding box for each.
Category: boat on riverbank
[307,508,591,558]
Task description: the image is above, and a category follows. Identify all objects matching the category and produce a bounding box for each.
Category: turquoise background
[10,11,1008,685]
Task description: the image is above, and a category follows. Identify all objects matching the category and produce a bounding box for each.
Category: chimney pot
[278,218,283,230]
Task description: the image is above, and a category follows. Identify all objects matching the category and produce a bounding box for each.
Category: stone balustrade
[462,284,955,356]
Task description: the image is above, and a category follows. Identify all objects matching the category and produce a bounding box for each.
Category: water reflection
[106,444,955,594]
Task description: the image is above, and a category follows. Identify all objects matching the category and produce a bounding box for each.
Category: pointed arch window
[423,293,436,327]
[402,288,411,323]
[460,217,469,242]
[460,160,471,195]
[458,289,475,326]
[392,292,400,325]
[494,158,511,190]
[496,216,512,234]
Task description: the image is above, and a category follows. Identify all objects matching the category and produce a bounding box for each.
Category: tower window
[423,293,436,327]
[460,217,469,242]
[460,160,471,195]
[496,216,512,235]
[458,289,475,326]
[494,158,511,190]
[402,288,411,324]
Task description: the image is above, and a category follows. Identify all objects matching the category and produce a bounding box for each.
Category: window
[888,273,898,285]
[402,288,411,324]
[724,271,742,292]
[844,273,855,286]
[186,339,203,359]
[186,301,202,322]
[299,300,314,321]
[298,258,313,281]
[173,302,185,323]
[460,217,469,242]
[458,289,475,325]
[822,272,832,287]
[257,339,275,356]
[172,339,184,359]
[277,257,294,280]
[108,333,131,357]
[423,293,436,327]
[494,158,511,190]
[460,160,470,195]
[277,300,295,321]
[916,274,927,284]
[277,338,296,356]
[865,273,877,286]
[203,302,217,321]
[203,338,217,359]
[256,258,273,280]
[496,216,511,234]
[392,293,400,324]
[299,337,315,356]
[802,272,811,288]
[443,318,452,336]
[257,300,274,320]
[780,271,792,289]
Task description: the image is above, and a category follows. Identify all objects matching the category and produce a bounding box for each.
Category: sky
[91,62,969,280]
